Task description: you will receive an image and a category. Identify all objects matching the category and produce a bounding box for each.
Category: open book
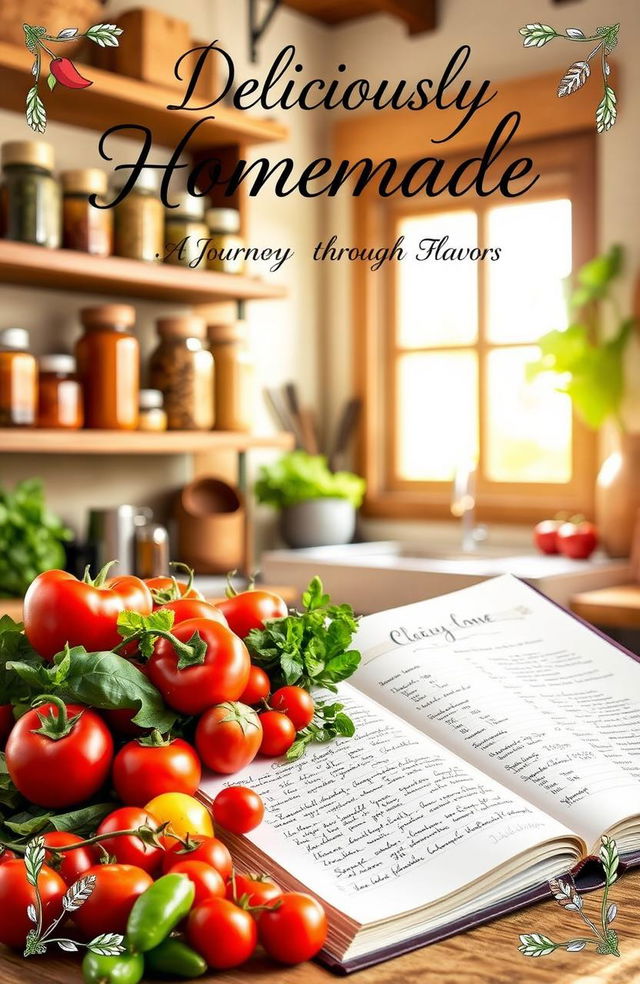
[200,575,640,973]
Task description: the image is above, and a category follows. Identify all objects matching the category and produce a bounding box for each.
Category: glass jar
[165,192,208,269]
[207,321,255,432]
[112,170,163,263]
[0,141,61,248]
[0,328,37,427]
[76,304,140,430]
[61,169,113,256]
[37,354,83,429]
[205,208,244,274]
[149,316,214,431]
[138,389,167,432]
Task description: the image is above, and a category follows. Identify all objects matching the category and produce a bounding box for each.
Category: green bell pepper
[127,873,195,954]
[145,937,207,978]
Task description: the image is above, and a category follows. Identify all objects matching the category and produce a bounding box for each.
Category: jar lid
[167,192,206,220]
[139,389,164,410]
[111,168,160,194]
[156,316,206,340]
[61,169,107,196]
[1,140,55,170]
[206,208,241,234]
[39,354,76,374]
[0,327,29,350]
[81,304,136,330]
[207,322,245,343]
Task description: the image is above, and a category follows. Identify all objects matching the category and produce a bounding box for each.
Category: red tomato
[557,521,599,560]
[258,893,328,964]
[146,575,205,606]
[270,687,315,731]
[0,849,16,864]
[113,735,202,807]
[168,859,226,905]
[188,898,257,969]
[259,711,296,757]
[96,807,163,874]
[162,836,233,881]
[0,860,66,949]
[227,873,282,908]
[23,568,153,661]
[0,704,14,746]
[239,665,271,706]
[73,864,153,937]
[5,700,113,808]
[159,599,229,628]
[533,519,563,555]
[43,832,97,886]
[148,620,250,715]
[216,589,288,640]
[213,787,264,834]
[195,702,262,774]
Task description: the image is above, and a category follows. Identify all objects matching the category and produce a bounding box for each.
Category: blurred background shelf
[0,430,295,455]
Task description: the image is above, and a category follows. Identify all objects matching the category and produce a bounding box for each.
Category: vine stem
[0,823,186,856]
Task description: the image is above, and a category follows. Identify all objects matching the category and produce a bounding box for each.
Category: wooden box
[90,7,191,89]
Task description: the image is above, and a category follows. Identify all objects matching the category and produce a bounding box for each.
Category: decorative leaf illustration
[57,28,78,39]
[519,23,557,47]
[88,933,126,956]
[85,23,123,48]
[23,25,46,54]
[518,933,556,957]
[26,905,37,924]
[567,941,586,951]
[24,836,45,887]
[57,939,79,952]
[62,875,95,912]
[566,28,585,39]
[597,24,620,54]
[600,836,619,886]
[47,74,56,92]
[596,87,617,133]
[558,61,590,97]
[597,929,620,956]
[25,85,46,134]
[606,903,617,924]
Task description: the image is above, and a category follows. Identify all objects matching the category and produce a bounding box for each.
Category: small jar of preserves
[165,192,208,269]
[138,389,167,432]
[207,320,255,432]
[112,170,163,263]
[76,304,140,430]
[61,169,113,256]
[206,208,244,274]
[37,354,83,429]
[149,316,214,431]
[0,141,61,248]
[0,328,37,427]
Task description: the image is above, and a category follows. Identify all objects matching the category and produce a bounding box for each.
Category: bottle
[149,316,214,431]
[164,192,208,270]
[207,320,255,432]
[61,169,113,256]
[0,328,37,427]
[76,305,140,430]
[0,140,61,247]
[205,208,244,274]
[37,354,83,429]
[138,389,167,432]
[112,170,164,263]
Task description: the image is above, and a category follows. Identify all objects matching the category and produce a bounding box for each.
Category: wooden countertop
[570,583,640,630]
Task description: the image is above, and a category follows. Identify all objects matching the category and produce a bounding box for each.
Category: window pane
[396,211,478,347]
[487,199,572,343]
[396,352,478,481]
[486,347,572,483]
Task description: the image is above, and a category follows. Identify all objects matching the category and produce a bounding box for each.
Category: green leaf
[322,650,362,683]
[302,577,330,612]
[84,23,123,48]
[596,86,617,133]
[176,631,208,670]
[0,480,70,595]
[25,84,46,134]
[46,73,56,91]
[333,713,356,737]
[519,24,558,48]
[24,836,45,886]
[255,452,365,510]
[87,933,126,956]
[600,835,619,887]
[23,24,46,54]
[117,609,175,638]
[518,933,557,957]
[0,616,42,704]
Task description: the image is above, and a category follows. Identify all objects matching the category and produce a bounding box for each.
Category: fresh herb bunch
[0,479,72,597]
[287,700,356,761]
[255,451,366,510]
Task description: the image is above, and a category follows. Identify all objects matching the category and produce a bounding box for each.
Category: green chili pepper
[145,937,207,978]
[82,949,144,984]
[127,873,195,953]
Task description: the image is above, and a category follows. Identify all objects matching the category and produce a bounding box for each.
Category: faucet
[451,460,487,552]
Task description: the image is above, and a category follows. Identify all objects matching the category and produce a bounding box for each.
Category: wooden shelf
[0,41,287,149]
[282,0,437,34]
[0,241,286,304]
[0,430,295,456]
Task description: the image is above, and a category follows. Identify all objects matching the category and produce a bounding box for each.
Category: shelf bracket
[249,0,282,63]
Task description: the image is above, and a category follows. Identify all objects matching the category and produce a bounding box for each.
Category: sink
[261,541,631,613]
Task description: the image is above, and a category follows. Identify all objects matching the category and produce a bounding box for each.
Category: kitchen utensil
[87,505,152,576]
[175,478,245,574]
[329,398,361,472]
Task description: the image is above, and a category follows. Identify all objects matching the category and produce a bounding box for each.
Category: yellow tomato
[144,793,214,840]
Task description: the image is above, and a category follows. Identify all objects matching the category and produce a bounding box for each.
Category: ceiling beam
[282,0,438,34]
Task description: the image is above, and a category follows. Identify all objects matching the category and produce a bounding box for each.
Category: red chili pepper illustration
[49,57,93,89]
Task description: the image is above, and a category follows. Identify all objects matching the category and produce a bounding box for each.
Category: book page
[201,685,581,926]
[353,574,640,849]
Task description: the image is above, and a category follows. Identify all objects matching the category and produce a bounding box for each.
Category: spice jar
[205,208,244,274]
[61,169,113,256]
[112,170,163,263]
[37,354,83,429]
[0,328,37,427]
[149,316,214,431]
[165,192,208,269]
[135,522,170,578]
[76,305,139,430]
[207,321,255,432]
[0,141,61,248]
[138,389,167,432]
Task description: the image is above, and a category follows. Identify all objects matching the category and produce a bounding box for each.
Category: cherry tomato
[270,686,315,731]
[213,787,264,834]
[24,567,153,661]
[148,619,250,715]
[533,519,562,555]
[144,793,214,841]
[0,704,14,746]
[0,859,66,948]
[216,589,288,640]
[96,807,164,874]
[239,665,271,706]
[227,873,282,908]
[168,859,226,906]
[557,520,599,560]
[159,599,228,628]
[187,898,257,969]
[258,892,328,964]
[162,836,233,881]
[42,831,97,886]
[72,863,153,938]
[5,700,113,808]
[259,711,296,757]
[113,735,202,807]
[146,575,204,605]
[195,702,262,774]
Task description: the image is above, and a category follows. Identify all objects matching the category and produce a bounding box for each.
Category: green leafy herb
[287,701,356,760]
[255,451,366,510]
[0,616,42,705]
[3,802,115,840]
[117,608,175,659]
[0,480,71,598]
[85,23,123,47]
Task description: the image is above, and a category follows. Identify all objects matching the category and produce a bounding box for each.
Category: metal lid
[0,328,30,350]
[156,316,206,340]
[2,140,55,170]
[139,389,164,410]
[80,304,136,330]
[61,169,107,196]
[166,192,206,220]
[206,208,241,234]
[111,168,160,194]
[39,354,76,374]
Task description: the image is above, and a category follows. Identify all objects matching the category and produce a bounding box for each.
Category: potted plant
[528,244,637,556]
[255,451,366,549]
